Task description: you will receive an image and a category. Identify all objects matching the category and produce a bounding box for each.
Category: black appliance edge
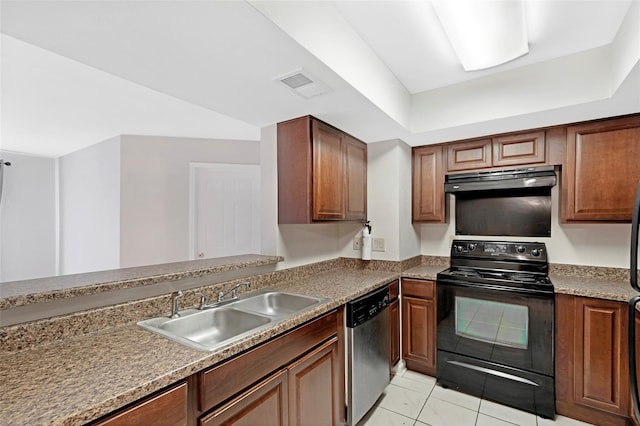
[630,181,640,421]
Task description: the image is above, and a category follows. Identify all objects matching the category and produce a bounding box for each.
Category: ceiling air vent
[276,69,331,99]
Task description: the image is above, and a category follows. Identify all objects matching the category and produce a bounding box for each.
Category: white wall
[0,151,57,281]
[338,139,420,262]
[59,137,120,275]
[420,184,633,268]
[119,135,260,268]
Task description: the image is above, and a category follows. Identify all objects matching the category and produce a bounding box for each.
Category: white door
[190,163,260,259]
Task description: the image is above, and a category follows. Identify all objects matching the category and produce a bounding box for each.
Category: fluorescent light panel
[432,0,529,71]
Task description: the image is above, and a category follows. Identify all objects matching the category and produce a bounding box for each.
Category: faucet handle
[170,290,184,319]
[194,291,208,309]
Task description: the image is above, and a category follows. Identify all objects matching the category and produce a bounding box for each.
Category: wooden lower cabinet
[198,311,342,426]
[201,337,340,426]
[556,294,631,425]
[93,382,188,426]
[288,337,340,425]
[92,311,343,426]
[401,279,436,376]
[389,280,400,368]
[200,370,288,426]
[389,298,400,368]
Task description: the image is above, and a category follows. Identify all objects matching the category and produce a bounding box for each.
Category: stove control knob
[531,249,541,257]
[516,245,526,254]
[455,245,464,253]
[468,243,476,251]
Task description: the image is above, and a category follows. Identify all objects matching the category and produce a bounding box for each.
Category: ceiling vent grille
[276,69,331,99]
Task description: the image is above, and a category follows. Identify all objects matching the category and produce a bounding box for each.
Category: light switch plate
[372,238,385,252]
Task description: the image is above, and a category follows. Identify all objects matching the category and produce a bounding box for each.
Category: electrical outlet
[372,238,385,252]
[353,237,362,250]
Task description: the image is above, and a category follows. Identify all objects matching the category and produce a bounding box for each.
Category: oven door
[436,279,554,376]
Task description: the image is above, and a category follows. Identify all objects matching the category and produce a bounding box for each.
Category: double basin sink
[138,290,329,352]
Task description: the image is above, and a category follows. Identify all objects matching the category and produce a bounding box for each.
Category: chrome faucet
[217,282,251,303]
[170,290,184,318]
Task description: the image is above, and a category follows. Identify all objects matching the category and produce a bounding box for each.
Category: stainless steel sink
[138,307,271,351]
[231,291,321,317]
[138,290,328,351]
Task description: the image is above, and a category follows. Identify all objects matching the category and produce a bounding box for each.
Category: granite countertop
[401,264,448,281]
[0,254,283,310]
[0,268,398,425]
[550,273,638,303]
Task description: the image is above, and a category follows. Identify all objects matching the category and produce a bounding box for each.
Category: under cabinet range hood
[445,166,557,193]
[446,166,557,238]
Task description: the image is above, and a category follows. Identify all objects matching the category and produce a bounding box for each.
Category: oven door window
[455,297,528,349]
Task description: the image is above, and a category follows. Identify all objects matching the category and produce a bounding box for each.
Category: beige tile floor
[358,370,593,426]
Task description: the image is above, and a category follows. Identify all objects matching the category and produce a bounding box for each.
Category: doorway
[190,163,261,259]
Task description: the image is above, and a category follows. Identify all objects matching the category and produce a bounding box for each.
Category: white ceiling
[1,0,639,157]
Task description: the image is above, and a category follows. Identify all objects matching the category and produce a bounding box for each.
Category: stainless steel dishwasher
[346,284,390,425]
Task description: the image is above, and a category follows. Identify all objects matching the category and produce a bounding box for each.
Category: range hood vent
[445,166,557,193]
[276,68,331,99]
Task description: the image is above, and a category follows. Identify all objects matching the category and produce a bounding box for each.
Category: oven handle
[446,360,540,387]
[436,278,554,298]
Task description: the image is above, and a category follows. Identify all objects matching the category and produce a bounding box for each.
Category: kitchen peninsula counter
[0,254,284,310]
[0,267,398,425]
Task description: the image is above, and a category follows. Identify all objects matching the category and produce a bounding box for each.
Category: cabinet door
[556,295,631,425]
[96,382,187,426]
[288,337,340,426]
[575,298,629,415]
[389,298,400,368]
[563,115,640,222]
[412,145,445,222]
[446,138,492,172]
[344,135,367,221]
[402,295,436,376]
[312,120,345,220]
[200,370,288,426]
[492,131,546,167]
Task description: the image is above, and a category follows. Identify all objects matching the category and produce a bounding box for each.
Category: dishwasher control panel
[346,285,390,328]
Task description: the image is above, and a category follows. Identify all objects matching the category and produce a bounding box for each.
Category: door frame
[188,162,260,261]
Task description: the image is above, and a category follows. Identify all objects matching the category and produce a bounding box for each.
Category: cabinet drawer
[402,279,435,299]
[95,382,187,426]
[199,311,337,413]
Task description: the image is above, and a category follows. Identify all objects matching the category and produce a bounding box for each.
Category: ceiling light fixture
[431,0,529,71]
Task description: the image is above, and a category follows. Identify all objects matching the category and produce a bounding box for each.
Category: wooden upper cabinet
[563,115,640,222]
[492,131,546,167]
[344,135,367,221]
[312,120,345,220]
[446,138,492,172]
[277,116,367,223]
[412,145,445,222]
